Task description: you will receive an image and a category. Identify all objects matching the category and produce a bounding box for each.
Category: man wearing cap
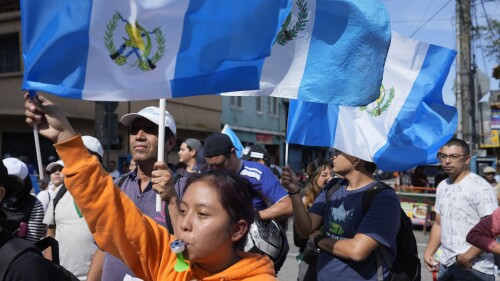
[43,136,104,280]
[176,138,207,177]
[242,144,282,179]
[202,133,292,219]
[88,106,179,281]
[198,133,292,272]
[1,157,45,244]
[482,166,497,187]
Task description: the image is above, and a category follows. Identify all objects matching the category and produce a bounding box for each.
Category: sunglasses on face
[129,125,158,135]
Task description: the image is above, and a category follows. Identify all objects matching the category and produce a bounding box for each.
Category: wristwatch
[313,233,326,249]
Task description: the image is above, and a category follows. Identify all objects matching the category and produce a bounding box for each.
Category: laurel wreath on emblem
[359,85,396,117]
[104,11,166,71]
[274,0,309,46]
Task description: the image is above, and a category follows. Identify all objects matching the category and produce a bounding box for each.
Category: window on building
[0,0,20,13]
[230,96,242,109]
[268,97,278,116]
[0,33,20,74]
[256,96,262,113]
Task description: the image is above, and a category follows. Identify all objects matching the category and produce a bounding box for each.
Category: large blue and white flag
[221,125,245,158]
[20,0,290,101]
[223,0,391,106]
[287,33,458,171]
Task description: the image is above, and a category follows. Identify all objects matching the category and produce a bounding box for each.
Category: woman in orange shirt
[24,94,276,281]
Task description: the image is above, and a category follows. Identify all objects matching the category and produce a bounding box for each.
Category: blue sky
[382,0,500,103]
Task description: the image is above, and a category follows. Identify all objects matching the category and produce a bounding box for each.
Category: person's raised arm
[25,94,175,280]
[24,93,77,143]
[281,166,322,238]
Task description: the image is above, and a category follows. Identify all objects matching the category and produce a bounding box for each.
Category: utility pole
[456,0,474,148]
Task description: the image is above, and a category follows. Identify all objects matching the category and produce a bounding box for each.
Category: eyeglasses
[129,125,158,135]
[436,153,469,162]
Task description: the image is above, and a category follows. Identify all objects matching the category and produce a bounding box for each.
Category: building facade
[222,96,286,166]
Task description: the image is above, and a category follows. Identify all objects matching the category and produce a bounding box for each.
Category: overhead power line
[391,14,498,23]
[480,0,499,40]
[410,0,453,37]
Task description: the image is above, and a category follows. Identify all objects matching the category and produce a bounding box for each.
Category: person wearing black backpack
[0,157,79,281]
[1,157,46,244]
[281,149,401,281]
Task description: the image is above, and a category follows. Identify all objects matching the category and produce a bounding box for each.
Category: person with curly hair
[296,158,332,281]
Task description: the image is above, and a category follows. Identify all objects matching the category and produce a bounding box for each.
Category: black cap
[204,133,234,157]
[241,145,269,161]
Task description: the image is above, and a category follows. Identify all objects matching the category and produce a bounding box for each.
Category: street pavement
[277,218,436,281]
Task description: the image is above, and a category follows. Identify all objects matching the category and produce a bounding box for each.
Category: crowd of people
[0,93,500,281]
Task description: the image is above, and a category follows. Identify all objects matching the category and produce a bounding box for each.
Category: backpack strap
[35,236,60,265]
[0,230,40,280]
[361,181,395,281]
[116,175,128,189]
[361,181,392,214]
[325,178,348,203]
[52,185,68,218]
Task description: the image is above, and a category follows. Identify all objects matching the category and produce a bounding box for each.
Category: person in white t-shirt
[43,136,104,281]
[424,138,498,281]
[36,191,50,213]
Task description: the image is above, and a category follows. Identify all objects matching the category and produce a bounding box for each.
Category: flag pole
[285,142,289,166]
[29,91,44,181]
[156,98,166,212]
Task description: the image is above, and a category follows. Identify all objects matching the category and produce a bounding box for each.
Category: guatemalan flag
[221,124,245,158]
[20,0,291,101]
[223,0,391,106]
[287,32,458,171]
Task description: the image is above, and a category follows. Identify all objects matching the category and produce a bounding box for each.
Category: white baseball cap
[82,135,104,158]
[483,166,496,174]
[120,106,176,135]
[3,158,29,180]
[46,160,65,173]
